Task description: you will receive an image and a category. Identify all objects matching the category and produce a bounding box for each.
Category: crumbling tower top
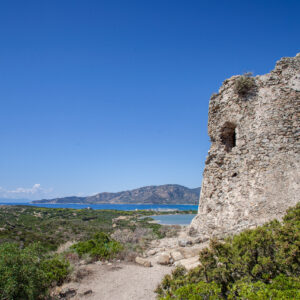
[190,54,300,238]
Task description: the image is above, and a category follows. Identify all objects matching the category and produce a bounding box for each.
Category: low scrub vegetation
[0,205,188,298]
[0,242,69,300]
[234,72,256,96]
[156,202,300,299]
[0,206,192,251]
[71,232,123,260]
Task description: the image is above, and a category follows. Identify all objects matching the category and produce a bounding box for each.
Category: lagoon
[151,214,197,225]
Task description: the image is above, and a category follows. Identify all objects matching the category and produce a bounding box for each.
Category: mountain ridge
[31,184,200,205]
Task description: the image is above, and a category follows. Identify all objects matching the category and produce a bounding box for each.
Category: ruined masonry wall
[190,54,300,238]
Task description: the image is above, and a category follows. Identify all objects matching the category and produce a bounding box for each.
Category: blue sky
[0,0,299,200]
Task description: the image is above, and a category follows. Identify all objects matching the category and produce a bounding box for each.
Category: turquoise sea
[0,202,198,212]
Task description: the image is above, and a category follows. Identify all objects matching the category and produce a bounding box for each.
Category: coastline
[0,202,198,213]
[29,202,198,205]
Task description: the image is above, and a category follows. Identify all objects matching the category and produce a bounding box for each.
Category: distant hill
[31,184,200,205]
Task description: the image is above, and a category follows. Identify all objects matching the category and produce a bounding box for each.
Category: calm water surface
[0,202,198,211]
[151,214,197,225]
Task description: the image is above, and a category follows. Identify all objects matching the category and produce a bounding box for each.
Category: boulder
[193,236,209,244]
[174,256,200,270]
[135,256,152,267]
[179,247,201,259]
[178,240,187,247]
[178,239,193,247]
[170,251,184,261]
[157,253,171,265]
[147,249,157,256]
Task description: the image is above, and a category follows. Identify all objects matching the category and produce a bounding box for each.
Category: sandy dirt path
[71,262,172,300]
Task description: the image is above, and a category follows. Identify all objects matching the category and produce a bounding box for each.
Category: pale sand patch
[71,262,172,300]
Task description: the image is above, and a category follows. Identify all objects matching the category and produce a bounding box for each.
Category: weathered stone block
[135,257,152,267]
[157,253,171,265]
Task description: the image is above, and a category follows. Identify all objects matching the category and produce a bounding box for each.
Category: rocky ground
[140,229,208,270]
[52,227,208,300]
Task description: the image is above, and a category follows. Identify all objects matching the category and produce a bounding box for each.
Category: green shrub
[71,232,123,260]
[170,281,221,300]
[228,275,300,299]
[0,242,69,300]
[234,72,255,96]
[41,256,70,286]
[157,203,300,299]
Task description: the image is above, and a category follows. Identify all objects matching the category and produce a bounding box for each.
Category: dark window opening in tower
[220,122,236,152]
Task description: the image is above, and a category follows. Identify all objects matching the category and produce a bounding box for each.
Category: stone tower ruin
[190,54,300,238]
